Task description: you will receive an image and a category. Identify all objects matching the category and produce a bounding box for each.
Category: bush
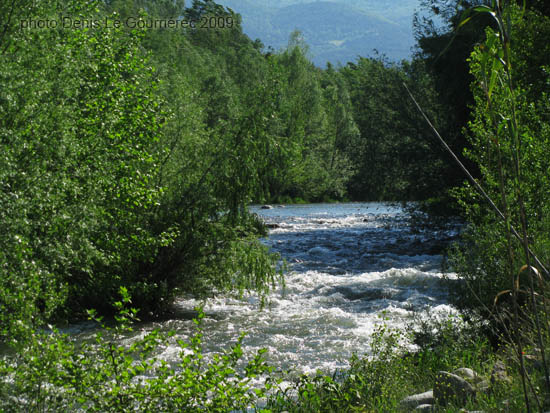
[265,315,497,412]
[0,294,274,412]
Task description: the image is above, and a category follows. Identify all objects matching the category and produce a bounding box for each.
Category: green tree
[0,0,172,333]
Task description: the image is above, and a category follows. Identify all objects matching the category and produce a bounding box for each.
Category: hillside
[217,0,418,66]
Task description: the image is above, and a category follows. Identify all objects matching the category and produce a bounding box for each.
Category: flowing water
[76,202,460,376]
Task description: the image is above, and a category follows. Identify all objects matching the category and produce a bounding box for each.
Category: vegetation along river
[75,203,460,376]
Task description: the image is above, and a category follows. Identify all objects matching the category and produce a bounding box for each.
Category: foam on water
[114,202,460,376]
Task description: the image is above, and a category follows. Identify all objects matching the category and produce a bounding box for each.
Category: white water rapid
[127,202,461,377]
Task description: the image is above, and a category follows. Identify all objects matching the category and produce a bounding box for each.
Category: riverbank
[0,203,470,411]
[0,203,545,412]
[0,299,535,412]
[264,314,535,412]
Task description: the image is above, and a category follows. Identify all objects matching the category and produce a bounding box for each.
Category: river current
[75,203,459,376]
[143,202,458,375]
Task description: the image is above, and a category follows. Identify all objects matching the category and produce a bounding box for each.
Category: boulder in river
[261,204,273,209]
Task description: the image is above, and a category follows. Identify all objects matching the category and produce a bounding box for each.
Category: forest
[1,0,550,411]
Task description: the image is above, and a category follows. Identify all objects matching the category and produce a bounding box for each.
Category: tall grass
[407,1,550,410]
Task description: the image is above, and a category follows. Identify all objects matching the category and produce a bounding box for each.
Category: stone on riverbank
[490,360,510,386]
[453,368,477,381]
[434,371,476,406]
[400,365,495,412]
[415,404,434,411]
[400,390,434,410]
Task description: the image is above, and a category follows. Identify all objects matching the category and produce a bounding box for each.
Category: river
[76,202,459,377]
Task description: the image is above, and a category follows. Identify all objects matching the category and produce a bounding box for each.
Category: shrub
[0,293,274,412]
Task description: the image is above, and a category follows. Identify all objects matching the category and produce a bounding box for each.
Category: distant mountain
[216,0,420,66]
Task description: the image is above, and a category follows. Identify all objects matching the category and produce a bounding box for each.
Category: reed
[407,1,550,410]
